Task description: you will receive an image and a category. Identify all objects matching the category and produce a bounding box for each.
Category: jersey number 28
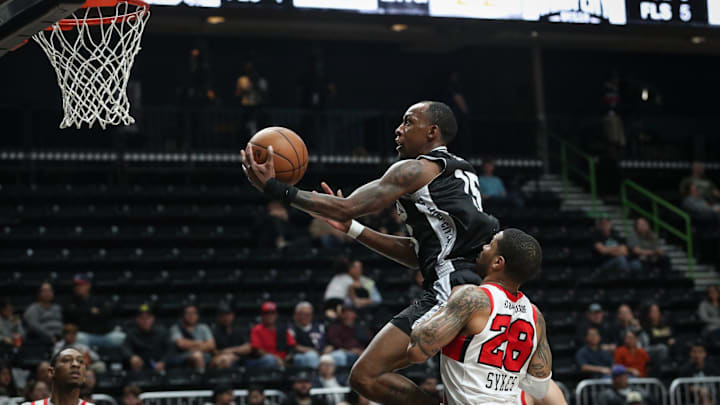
[454,169,483,212]
[478,314,535,372]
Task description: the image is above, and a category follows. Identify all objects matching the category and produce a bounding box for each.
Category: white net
[32,0,150,129]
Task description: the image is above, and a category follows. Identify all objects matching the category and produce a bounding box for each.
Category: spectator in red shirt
[249,301,296,370]
[614,330,650,377]
[326,306,371,367]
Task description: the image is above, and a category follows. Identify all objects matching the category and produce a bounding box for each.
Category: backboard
[0,0,86,58]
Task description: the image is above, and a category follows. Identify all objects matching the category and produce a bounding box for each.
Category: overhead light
[641,88,649,101]
[391,24,408,32]
[691,36,706,44]
[206,16,225,24]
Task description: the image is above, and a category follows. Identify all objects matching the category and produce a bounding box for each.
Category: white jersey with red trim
[22,398,92,405]
[440,283,538,405]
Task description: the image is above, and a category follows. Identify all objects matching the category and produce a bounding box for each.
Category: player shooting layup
[407,229,557,405]
[242,101,499,404]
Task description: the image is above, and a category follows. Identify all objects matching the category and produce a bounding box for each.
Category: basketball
[249,126,308,185]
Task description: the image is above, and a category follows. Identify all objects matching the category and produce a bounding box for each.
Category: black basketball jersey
[396,146,499,299]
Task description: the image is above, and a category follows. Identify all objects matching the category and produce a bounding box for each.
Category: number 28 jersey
[396,146,499,299]
[441,283,538,405]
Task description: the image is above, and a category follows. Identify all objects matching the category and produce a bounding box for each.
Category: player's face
[395,104,431,159]
[50,348,87,388]
[476,232,502,277]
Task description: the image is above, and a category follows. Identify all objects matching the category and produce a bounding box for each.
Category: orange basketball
[249,126,308,185]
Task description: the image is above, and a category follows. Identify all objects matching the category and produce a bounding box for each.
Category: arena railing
[620,179,695,277]
[669,376,720,405]
[575,378,668,405]
[548,134,599,217]
[138,387,352,405]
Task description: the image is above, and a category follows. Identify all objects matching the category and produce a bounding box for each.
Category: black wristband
[263,178,299,204]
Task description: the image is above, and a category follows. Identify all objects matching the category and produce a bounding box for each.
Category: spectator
[699,285,720,341]
[575,327,613,379]
[641,303,675,364]
[257,201,306,250]
[281,371,328,405]
[680,162,720,203]
[53,324,106,373]
[24,380,50,402]
[592,218,642,272]
[477,160,524,208]
[614,330,650,377]
[288,302,326,369]
[64,273,123,348]
[35,361,52,385]
[597,366,650,405]
[247,385,269,405]
[211,302,251,369]
[614,304,647,347]
[23,282,63,345]
[235,62,268,107]
[0,362,17,397]
[683,183,720,223]
[324,259,381,312]
[407,271,424,303]
[576,303,616,352]
[122,384,142,405]
[249,302,296,370]
[313,354,345,405]
[418,376,440,401]
[625,391,646,405]
[679,342,720,377]
[0,299,23,350]
[123,304,167,372]
[168,304,215,371]
[326,306,370,367]
[212,384,234,405]
[80,369,96,401]
[627,218,670,270]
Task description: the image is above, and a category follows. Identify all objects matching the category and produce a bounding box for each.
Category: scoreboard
[146,0,720,26]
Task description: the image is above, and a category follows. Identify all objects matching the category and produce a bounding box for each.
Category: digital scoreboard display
[145,0,720,26]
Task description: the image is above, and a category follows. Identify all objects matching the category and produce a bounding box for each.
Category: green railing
[620,179,695,278]
[549,135,600,216]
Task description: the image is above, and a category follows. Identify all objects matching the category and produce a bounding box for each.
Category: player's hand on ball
[311,182,351,233]
[241,143,275,191]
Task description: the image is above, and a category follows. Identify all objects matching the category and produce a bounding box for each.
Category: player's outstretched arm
[519,305,553,399]
[241,143,438,222]
[407,285,491,363]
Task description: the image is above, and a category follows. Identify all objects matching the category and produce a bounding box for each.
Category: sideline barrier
[575,378,668,405]
[670,376,720,405]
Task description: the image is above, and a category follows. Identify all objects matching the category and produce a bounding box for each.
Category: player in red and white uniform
[407,229,554,405]
[23,347,94,405]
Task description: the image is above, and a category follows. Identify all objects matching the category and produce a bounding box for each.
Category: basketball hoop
[32,0,150,129]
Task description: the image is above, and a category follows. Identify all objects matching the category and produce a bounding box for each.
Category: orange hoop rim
[44,0,149,31]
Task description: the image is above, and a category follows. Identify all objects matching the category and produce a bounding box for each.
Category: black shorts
[390,268,482,336]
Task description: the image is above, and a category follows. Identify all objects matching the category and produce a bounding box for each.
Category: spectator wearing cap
[168,304,215,371]
[53,323,106,373]
[211,302,251,369]
[313,354,345,405]
[592,217,642,272]
[326,306,371,367]
[679,342,720,377]
[576,327,613,379]
[248,302,296,370]
[247,385,269,405]
[212,384,235,405]
[281,372,328,405]
[287,302,327,369]
[64,273,124,348]
[122,304,168,372]
[576,303,616,353]
[597,366,649,405]
[23,281,63,345]
[614,330,650,377]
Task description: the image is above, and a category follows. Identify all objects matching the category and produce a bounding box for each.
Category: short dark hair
[247,385,264,395]
[420,101,458,144]
[50,346,80,366]
[495,228,542,285]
